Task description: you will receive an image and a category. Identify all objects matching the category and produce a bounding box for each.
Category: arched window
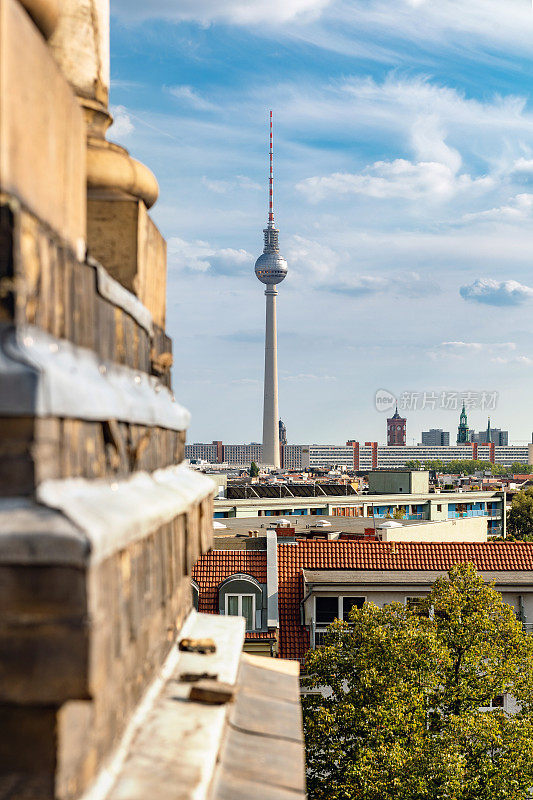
[218,574,263,630]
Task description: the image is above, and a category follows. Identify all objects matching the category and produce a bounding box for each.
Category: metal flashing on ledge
[77,612,305,800]
[0,497,88,567]
[80,611,245,800]
[0,324,190,430]
[37,465,216,565]
[90,259,154,336]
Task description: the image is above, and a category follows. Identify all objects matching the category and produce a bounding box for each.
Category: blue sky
[110,0,533,446]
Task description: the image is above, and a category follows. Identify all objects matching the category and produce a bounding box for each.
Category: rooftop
[278,540,533,660]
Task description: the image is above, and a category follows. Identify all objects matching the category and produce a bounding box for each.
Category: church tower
[387,406,406,446]
[457,402,470,444]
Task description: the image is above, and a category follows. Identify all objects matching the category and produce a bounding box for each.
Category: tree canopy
[507,488,533,541]
[404,459,533,477]
[249,461,259,477]
[303,564,533,800]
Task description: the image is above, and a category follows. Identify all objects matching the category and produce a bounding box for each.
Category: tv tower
[255,111,288,468]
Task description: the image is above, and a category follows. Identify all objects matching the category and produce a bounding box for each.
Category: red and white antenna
[268,110,274,227]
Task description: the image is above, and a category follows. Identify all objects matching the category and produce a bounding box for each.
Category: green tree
[423,460,445,472]
[303,564,533,800]
[510,463,533,476]
[508,488,533,541]
[405,460,422,470]
[249,461,259,477]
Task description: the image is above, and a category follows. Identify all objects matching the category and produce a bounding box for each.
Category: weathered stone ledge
[87,138,158,210]
[0,324,185,429]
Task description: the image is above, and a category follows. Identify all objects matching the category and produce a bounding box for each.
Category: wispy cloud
[167,237,253,275]
[492,355,533,366]
[168,85,217,111]
[331,271,440,299]
[433,341,516,358]
[463,194,533,224]
[297,159,491,202]
[110,105,134,139]
[112,0,333,24]
[460,279,533,306]
[202,175,262,194]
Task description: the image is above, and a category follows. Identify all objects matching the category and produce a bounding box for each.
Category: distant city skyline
[110,0,533,444]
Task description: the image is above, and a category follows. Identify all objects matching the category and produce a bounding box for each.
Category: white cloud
[300,0,533,63]
[167,236,253,275]
[460,279,533,306]
[410,115,461,173]
[112,0,332,24]
[110,105,134,139]
[463,194,533,223]
[511,158,533,176]
[168,85,217,111]
[286,235,341,281]
[296,159,491,203]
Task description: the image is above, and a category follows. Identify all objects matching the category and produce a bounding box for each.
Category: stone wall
[0,1,215,798]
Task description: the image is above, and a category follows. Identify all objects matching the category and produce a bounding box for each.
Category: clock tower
[387,406,406,446]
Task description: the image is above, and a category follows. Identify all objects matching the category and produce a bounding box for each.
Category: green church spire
[457,402,470,444]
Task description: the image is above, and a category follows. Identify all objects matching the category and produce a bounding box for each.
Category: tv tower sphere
[254,237,288,285]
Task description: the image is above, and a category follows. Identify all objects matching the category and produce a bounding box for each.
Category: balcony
[447,510,495,519]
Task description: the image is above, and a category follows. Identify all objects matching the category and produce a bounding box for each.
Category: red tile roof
[193,550,267,614]
[277,541,533,661]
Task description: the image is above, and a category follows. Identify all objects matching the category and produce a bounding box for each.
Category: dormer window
[218,573,264,630]
[226,594,255,630]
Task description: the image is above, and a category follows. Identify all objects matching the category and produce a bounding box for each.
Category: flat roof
[215,490,503,509]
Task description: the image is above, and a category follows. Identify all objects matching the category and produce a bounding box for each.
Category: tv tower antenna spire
[254,111,288,469]
[269,109,274,227]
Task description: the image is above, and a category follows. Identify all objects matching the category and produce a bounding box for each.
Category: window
[437,504,442,512]
[315,596,365,624]
[406,596,427,614]
[342,596,365,619]
[316,596,339,624]
[226,594,255,630]
[480,695,505,710]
